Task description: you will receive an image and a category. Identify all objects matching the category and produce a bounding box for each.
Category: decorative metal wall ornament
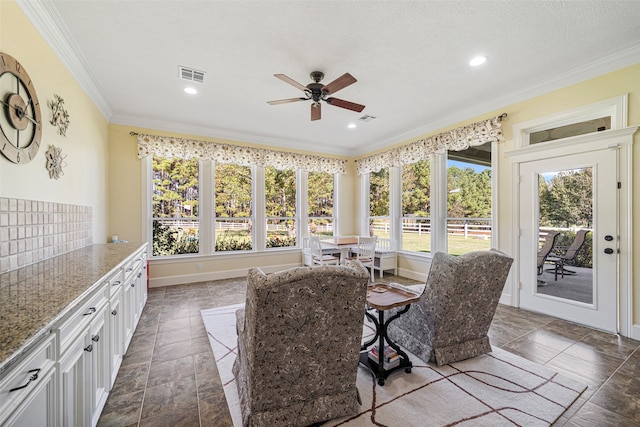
[45,145,67,179]
[48,94,70,137]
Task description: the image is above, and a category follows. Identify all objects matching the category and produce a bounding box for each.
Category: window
[214,163,253,251]
[151,156,199,256]
[369,168,390,239]
[401,160,431,253]
[529,117,610,144]
[447,142,492,255]
[307,171,334,237]
[265,166,297,248]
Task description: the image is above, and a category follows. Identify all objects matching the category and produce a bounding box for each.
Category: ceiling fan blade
[267,97,306,105]
[274,74,308,92]
[311,102,321,121]
[322,73,357,95]
[325,97,365,113]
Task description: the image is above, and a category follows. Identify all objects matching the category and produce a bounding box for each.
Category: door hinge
[618,181,622,189]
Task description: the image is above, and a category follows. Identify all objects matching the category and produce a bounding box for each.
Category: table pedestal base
[359,305,412,386]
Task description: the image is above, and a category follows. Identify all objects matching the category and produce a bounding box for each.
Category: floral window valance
[355,114,506,175]
[135,133,347,174]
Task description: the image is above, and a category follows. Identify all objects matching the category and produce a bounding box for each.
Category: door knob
[604,248,614,254]
[604,235,614,241]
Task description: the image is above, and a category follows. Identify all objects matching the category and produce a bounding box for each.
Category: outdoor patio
[537,265,593,304]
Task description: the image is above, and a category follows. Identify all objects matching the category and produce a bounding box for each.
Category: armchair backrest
[421,249,513,341]
[241,262,370,407]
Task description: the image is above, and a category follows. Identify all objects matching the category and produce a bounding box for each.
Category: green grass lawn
[375,232,491,255]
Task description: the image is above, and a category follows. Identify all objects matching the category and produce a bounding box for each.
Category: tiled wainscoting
[0,197,92,273]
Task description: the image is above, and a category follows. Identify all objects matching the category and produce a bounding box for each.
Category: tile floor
[98,275,640,427]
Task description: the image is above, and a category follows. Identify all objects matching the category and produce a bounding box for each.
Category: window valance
[355,114,506,175]
[136,133,347,174]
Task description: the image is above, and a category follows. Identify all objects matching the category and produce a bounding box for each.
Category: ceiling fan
[267,71,365,121]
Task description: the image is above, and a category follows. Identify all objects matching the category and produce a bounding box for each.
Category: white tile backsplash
[0,198,92,274]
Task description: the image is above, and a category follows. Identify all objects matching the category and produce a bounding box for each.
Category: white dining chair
[347,236,377,280]
[309,235,340,266]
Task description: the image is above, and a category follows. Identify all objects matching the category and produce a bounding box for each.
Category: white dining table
[320,236,358,263]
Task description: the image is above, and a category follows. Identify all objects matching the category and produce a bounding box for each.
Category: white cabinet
[0,335,57,427]
[1,243,147,427]
[108,287,124,388]
[57,284,110,427]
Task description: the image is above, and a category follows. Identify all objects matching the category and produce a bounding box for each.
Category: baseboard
[396,267,427,283]
[631,324,640,341]
[149,263,300,288]
[499,292,512,306]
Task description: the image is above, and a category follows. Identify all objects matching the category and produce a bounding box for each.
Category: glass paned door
[519,149,617,332]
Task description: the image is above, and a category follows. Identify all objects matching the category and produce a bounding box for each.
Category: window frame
[143,157,339,259]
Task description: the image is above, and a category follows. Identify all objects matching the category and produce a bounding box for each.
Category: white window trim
[143,157,339,259]
[513,94,628,149]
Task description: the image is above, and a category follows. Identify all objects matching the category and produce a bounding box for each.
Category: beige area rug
[201,304,586,427]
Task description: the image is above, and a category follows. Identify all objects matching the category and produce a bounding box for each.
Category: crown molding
[355,43,640,157]
[16,0,113,121]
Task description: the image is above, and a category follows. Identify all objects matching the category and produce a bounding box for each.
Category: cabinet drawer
[123,253,143,281]
[57,283,108,354]
[107,269,124,299]
[0,334,56,423]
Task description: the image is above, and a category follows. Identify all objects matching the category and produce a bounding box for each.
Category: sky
[447,160,490,173]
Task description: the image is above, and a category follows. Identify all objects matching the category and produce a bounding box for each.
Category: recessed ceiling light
[469,56,487,67]
[348,123,357,129]
[184,87,197,95]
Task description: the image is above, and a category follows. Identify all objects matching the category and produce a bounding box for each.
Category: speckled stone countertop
[0,243,146,375]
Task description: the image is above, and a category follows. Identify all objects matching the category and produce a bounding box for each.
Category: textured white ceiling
[20,1,640,156]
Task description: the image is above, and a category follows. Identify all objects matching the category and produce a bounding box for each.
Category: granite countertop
[0,243,146,374]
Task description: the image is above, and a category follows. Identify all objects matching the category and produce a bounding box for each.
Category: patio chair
[309,235,340,266]
[537,231,560,275]
[387,249,513,366]
[346,236,377,280]
[547,229,590,281]
[232,261,370,426]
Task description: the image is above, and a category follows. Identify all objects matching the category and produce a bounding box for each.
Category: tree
[402,160,430,217]
[369,168,389,217]
[215,163,252,218]
[540,168,592,228]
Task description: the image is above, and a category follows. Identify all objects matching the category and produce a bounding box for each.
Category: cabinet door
[122,277,135,349]
[88,306,110,427]
[58,336,89,427]
[2,367,56,427]
[108,288,124,388]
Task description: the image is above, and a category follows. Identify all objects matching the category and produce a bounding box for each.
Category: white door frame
[506,126,637,337]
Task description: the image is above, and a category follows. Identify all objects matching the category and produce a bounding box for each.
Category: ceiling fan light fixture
[184,87,197,95]
[469,56,487,67]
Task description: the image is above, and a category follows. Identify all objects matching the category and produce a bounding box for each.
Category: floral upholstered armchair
[387,249,513,366]
[232,261,370,427]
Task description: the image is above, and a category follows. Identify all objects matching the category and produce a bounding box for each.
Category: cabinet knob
[84,344,93,353]
[111,309,118,315]
[92,335,100,342]
[9,369,41,392]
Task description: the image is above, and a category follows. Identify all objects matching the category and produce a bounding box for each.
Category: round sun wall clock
[0,52,42,164]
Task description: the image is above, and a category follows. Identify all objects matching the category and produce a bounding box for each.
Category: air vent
[179,66,205,83]
[358,115,376,122]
